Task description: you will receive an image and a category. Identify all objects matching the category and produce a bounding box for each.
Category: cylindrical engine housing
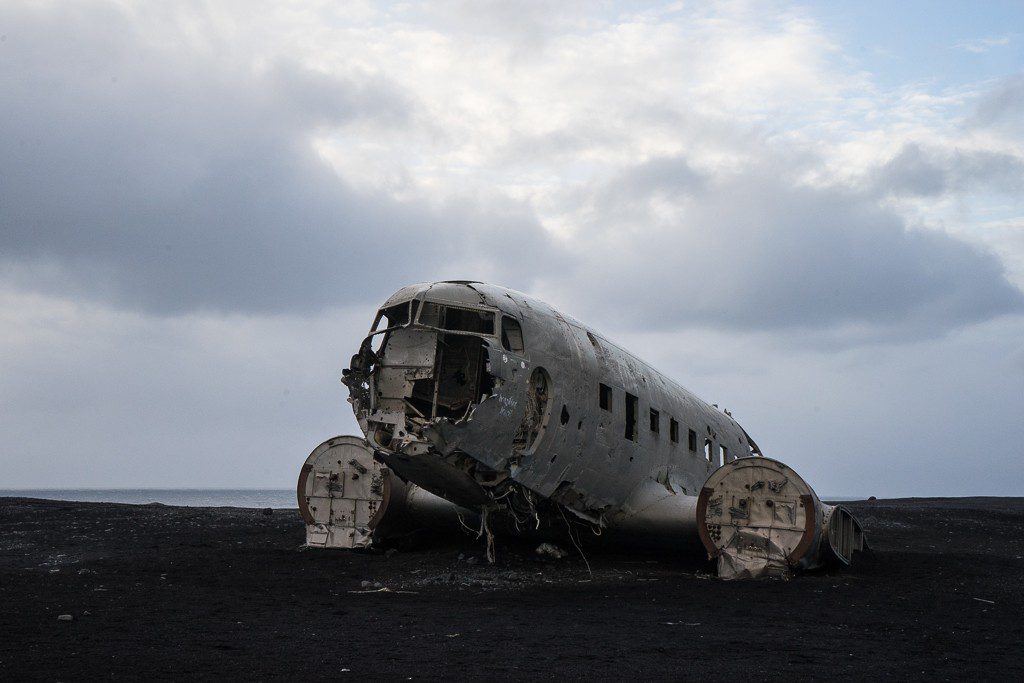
[696,457,865,579]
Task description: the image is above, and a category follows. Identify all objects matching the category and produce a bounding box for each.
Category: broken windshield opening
[417,302,496,335]
[370,302,420,353]
[373,301,416,331]
[399,332,496,420]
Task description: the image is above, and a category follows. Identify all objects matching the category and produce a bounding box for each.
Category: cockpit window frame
[414,301,498,337]
[367,300,423,336]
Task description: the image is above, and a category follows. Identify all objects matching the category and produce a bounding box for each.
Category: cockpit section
[365,299,503,421]
[342,288,533,508]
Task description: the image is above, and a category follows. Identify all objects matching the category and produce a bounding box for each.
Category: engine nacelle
[696,457,865,579]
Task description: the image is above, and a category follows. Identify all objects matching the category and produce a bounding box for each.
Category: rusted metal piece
[788,494,818,568]
[695,486,717,557]
[296,463,315,525]
[696,457,865,579]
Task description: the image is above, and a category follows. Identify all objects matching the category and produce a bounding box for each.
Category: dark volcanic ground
[1,497,1022,680]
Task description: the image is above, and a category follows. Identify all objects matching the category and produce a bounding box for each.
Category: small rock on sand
[535,543,568,560]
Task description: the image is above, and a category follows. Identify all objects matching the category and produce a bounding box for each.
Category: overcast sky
[2,0,1022,496]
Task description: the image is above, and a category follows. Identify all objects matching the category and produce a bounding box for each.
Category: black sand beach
[2,496,1022,680]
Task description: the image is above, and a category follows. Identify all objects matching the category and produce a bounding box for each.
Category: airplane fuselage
[344,281,758,527]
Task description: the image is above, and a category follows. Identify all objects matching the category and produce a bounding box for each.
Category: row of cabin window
[598,382,728,463]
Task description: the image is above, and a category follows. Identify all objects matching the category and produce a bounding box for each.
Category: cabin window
[720,445,728,464]
[501,316,525,353]
[650,408,660,433]
[704,438,713,463]
[670,418,679,443]
[688,429,697,452]
[624,393,638,441]
[599,383,612,411]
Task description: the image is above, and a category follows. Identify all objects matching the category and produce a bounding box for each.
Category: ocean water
[0,489,866,508]
[0,489,298,508]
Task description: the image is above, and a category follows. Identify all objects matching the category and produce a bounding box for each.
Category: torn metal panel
[696,457,865,579]
[297,436,475,549]
[298,436,382,548]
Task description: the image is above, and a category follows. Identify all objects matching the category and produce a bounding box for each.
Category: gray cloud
[606,156,707,204]
[0,3,559,315]
[1,1,1020,344]
[557,158,1023,339]
[871,143,1024,197]
[972,72,1024,136]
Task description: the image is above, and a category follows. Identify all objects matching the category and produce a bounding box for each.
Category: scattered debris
[535,543,568,560]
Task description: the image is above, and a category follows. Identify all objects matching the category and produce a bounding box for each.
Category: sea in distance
[0,489,864,507]
[0,489,298,508]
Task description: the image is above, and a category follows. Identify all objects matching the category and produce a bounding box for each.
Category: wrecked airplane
[299,281,865,579]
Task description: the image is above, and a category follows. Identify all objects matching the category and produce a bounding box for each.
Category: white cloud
[953,35,1012,53]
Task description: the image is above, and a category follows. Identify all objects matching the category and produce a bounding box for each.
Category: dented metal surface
[696,457,865,579]
[297,435,475,548]
[305,280,866,578]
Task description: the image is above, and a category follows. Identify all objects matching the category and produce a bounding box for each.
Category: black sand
[2,496,1022,680]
